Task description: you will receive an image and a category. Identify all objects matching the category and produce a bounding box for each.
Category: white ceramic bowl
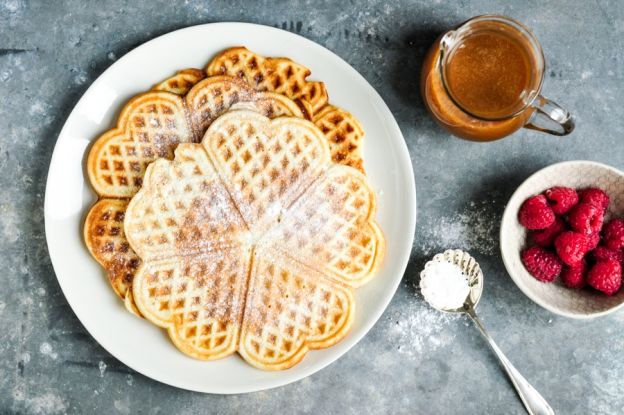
[501,161,624,319]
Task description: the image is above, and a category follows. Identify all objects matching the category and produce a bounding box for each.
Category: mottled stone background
[1,0,623,413]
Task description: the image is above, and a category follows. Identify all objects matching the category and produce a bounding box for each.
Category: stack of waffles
[84,47,384,370]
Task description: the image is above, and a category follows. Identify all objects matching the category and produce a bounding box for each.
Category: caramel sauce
[445,32,532,120]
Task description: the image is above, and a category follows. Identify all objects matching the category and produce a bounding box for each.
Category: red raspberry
[521,247,562,282]
[578,188,610,212]
[519,195,555,230]
[586,232,601,251]
[554,231,590,266]
[561,261,587,289]
[530,217,566,247]
[587,260,622,295]
[544,186,578,215]
[568,203,604,235]
[603,219,624,251]
[593,246,624,263]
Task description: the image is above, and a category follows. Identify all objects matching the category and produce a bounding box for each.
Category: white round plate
[44,23,416,394]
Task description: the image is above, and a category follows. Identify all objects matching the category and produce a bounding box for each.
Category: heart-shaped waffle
[85,49,369,319]
[124,110,384,369]
[85,75,305,310]
[87,91,192,198]
[207,47,328,114]
[204,111,330,234]
[264,166,383,286]
[314,105,365,173]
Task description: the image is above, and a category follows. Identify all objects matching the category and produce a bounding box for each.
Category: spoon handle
[466,309,554,415]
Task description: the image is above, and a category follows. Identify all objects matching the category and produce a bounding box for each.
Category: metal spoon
[420,249,554,415]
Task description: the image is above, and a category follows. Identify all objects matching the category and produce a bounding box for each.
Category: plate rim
[44,21,416,393]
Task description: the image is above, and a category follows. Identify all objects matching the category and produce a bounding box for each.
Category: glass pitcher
[421,14,574,141]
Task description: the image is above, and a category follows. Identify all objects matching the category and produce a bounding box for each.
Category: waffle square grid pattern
[83,47,377,368]
[124,111,383,370]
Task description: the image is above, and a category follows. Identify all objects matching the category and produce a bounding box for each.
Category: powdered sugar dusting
[123,108,380,364]
[419,201,498,256]
[23,392,67,415]
[387,296,458,358]
[39,342,57,360]
[588,364,624,414]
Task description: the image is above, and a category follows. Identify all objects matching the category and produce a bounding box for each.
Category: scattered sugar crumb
[387,297,457,358]
[126,374,134,386]
[24,392,68,415]
[1,202,21,243]
[12,388,25,401]
[581,70,593,80]
[39,342,51,354]
[114,397,131,415]
[418,201,498,256]
[74,71,88,85]
[588,367,624,414]
[29,101,46,116]
[4,0,21,13]
[39,342,58,360]
[98,360,107,377]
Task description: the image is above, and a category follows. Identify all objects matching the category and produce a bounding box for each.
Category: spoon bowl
[420,249,484,312]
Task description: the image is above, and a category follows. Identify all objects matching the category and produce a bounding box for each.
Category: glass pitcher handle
[525,95,574,136]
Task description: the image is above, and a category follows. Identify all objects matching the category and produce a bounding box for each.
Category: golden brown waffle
[204,112,329,233]
[84,199,140,299]
[135,251,249,359]
[206,47,329,114]
[154,70,306,125]
[124,110,383,369]
[156,65,362,171]
[297,98,314,120]
[87,91,192,198]
[238,254,353,370]
[85,49,369,329]
[314,105,366,173]
[152,68,206,96]
[265,166,383,286]
[85,75,305,310]
[185,76,303,137]
[88,75,305,199]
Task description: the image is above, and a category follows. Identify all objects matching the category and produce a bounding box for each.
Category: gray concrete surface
[1,0,623,413]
